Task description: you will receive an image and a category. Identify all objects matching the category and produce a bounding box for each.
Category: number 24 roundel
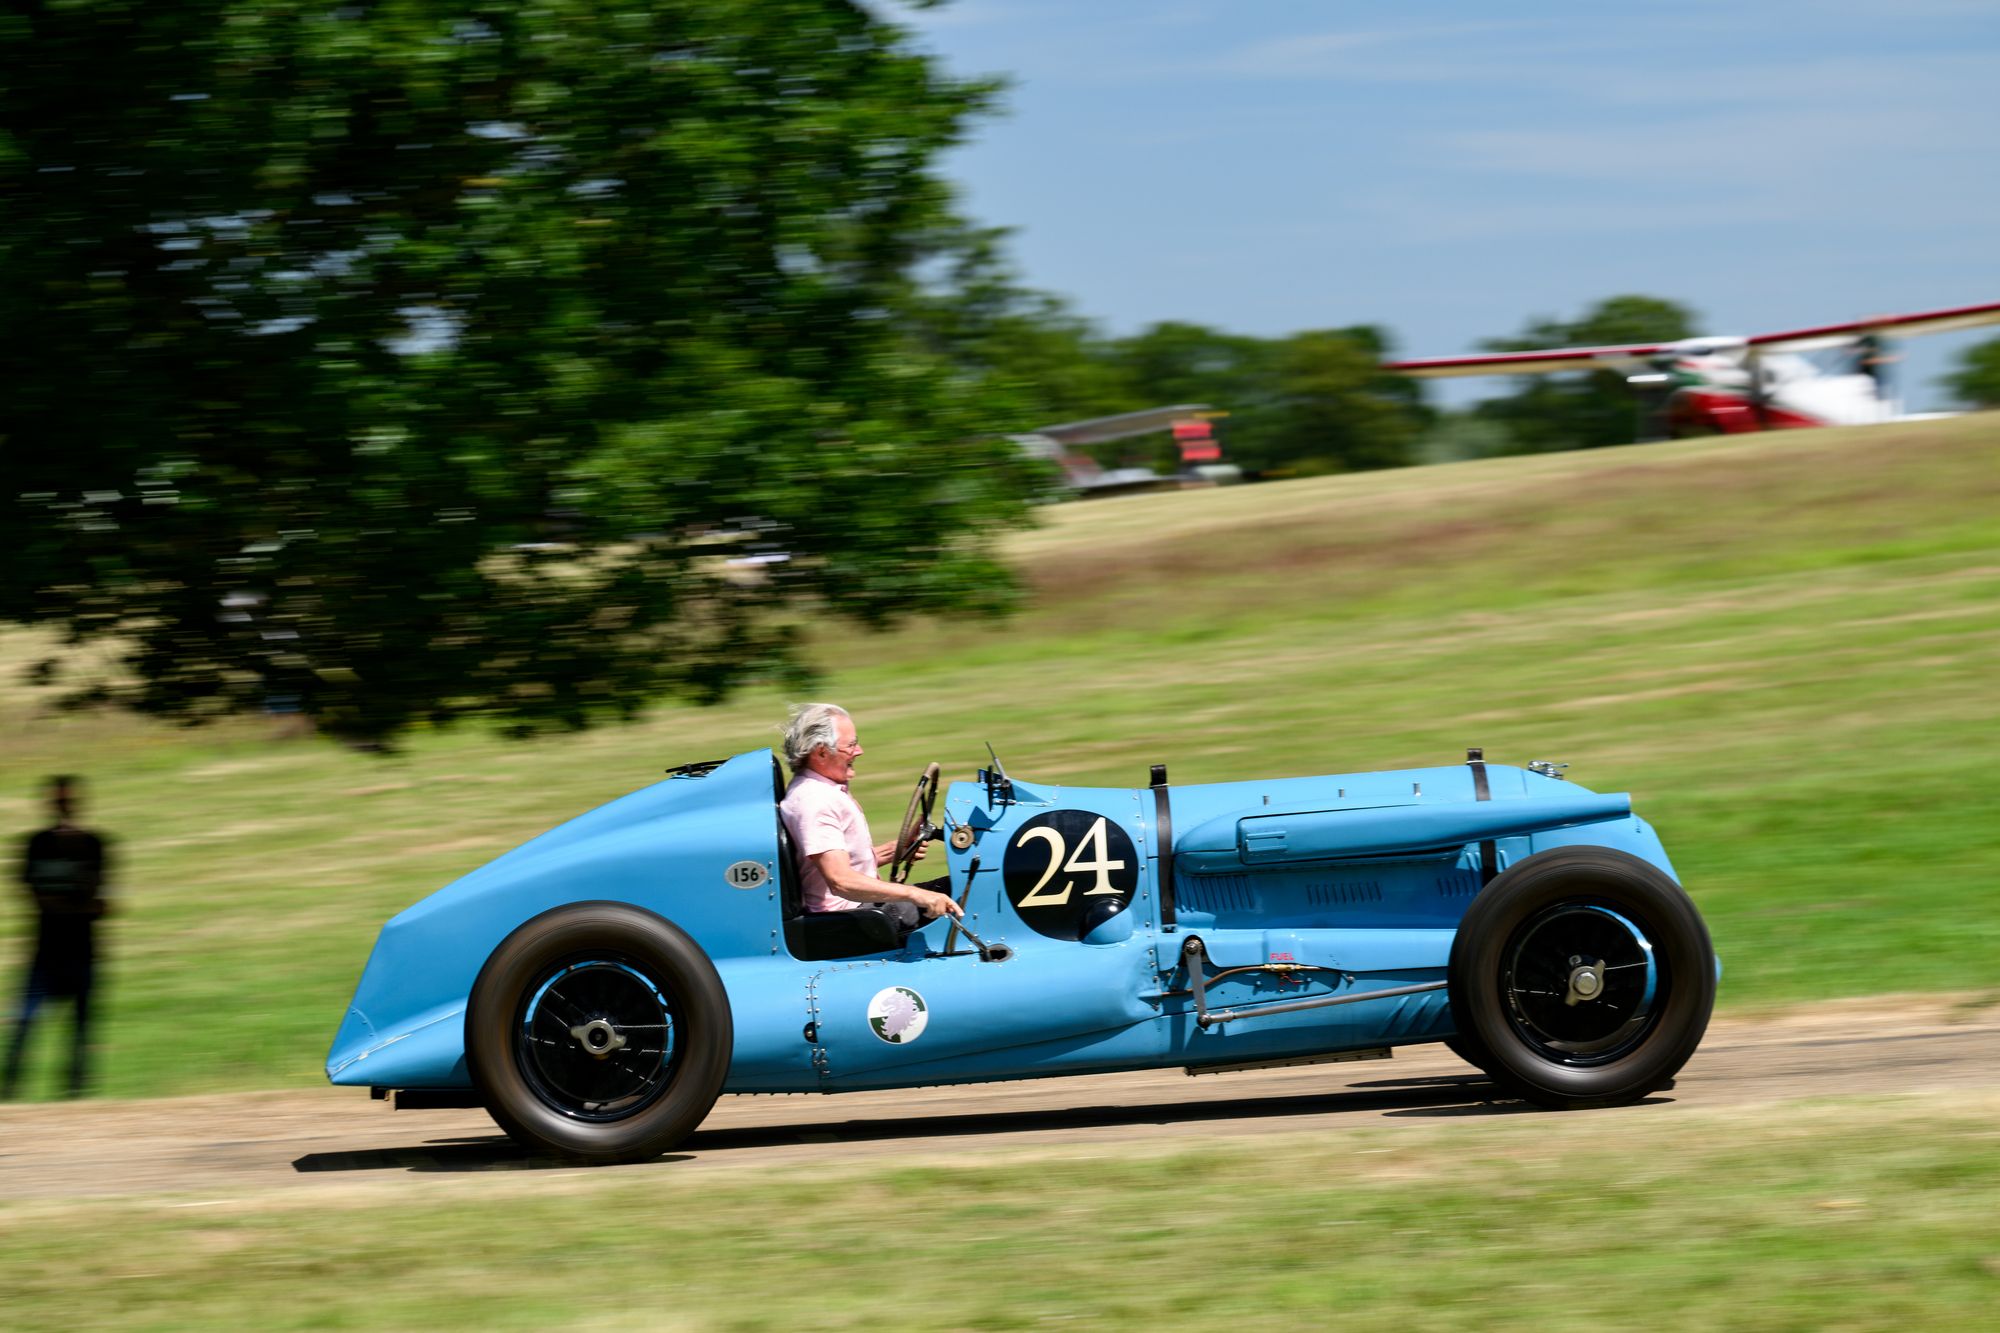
[1001,810,1140,941]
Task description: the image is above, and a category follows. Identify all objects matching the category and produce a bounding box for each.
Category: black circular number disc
[1001,809,1140,941]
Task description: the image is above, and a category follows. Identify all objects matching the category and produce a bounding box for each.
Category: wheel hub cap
[517,958,679,1122]
[1565,956,1606,1005]
[1501,904,1662,1064]
[570,1018,627,1058]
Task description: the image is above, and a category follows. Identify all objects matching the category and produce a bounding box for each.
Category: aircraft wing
[1028,404,1214,445]
[1384,344,1669,379]
[1747,300,2000,351]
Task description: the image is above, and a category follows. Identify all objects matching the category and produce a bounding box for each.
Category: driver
[779,703,962,928]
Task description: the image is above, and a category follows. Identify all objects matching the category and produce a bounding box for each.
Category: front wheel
[466,902,732,1164]
[1448,847,1714,1109]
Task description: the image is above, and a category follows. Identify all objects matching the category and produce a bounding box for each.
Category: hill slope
[1,415,1996,1097]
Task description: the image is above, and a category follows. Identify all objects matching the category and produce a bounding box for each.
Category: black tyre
[1448,846,1713,1109]
[1442,1032,1493,1074]
[466,901,732,1164]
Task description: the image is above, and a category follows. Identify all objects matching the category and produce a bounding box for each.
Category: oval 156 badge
[1001,809,1139,941]
[867,986,929,1044]
[723,860,770,890]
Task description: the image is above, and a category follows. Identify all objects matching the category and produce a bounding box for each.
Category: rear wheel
[1448,847,1713,1109]
[466,902,732,1164]
[1442,1032,1492,1074]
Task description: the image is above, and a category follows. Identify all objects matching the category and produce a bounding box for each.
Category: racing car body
[328,747,1716,1162]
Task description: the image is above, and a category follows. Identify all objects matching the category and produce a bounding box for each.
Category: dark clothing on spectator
[5,825,108,1097]
[24,827,105,988]
[8,972,91,1094]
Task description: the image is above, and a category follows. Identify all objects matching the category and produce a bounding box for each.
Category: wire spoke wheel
[1501,903,1659,1064]
[1448,846,1715,1110]
[467,902,732,1164]
[517,957,680,1122]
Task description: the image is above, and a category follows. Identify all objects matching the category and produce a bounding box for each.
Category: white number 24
[1014,817,1128,908]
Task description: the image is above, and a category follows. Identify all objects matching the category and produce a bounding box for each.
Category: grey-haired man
[779,703,960,929]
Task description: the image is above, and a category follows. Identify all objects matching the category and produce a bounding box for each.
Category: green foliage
[1943,334,2000,407]
[1101,320,1271,471]
[1263,325,1425,475]
[1415,410,1517,465]
[961,316,1427,477]
[0,0,1041,744]
[1111,320,1272,409]
[903,260,1433,478]
[903,224,1144,430]
[1474,293,1699,453]
[1101,320,1427,475]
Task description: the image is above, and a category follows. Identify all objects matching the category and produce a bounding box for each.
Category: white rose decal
[867,986,929,1045]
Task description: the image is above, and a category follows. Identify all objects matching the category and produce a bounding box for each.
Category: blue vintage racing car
[327,746,1716,1163]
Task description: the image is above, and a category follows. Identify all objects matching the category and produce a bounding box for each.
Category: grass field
[2,415,1998,1099]
[4,1096,1997,1328]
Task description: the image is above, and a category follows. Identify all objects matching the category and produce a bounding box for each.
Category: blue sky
[900,1,2000,410]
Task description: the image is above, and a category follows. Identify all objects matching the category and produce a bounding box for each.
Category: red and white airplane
[1387,300,2000,437]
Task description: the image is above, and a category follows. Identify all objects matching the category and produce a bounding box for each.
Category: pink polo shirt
[780,769,875,913]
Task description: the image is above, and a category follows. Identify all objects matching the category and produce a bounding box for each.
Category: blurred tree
[904,294,1430,479]
[1263,325,1425,475]
[902,225,1140,433]
[0,0,1042,744]
[1414,411,1515,466]
[1943,335,2000,408]
[1103,321,1423,476]
[1114,321,1271,408]
[1473,295,1699,453]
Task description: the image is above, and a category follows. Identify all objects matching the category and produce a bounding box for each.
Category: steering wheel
[888,762,942,885]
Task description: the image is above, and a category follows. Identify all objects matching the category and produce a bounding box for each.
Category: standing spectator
[3,776,111,1098]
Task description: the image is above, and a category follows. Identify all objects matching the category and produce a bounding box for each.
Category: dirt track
[2,994,1995,1203]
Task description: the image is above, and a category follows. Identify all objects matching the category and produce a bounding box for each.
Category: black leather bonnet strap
[1467,747,1498,885]
[1151,764,1176,929]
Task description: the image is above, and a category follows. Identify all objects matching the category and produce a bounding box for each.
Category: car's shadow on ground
[1345,1073,1675,1118]
[291,1072,1550,1175]
[293,1139,684,1173]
